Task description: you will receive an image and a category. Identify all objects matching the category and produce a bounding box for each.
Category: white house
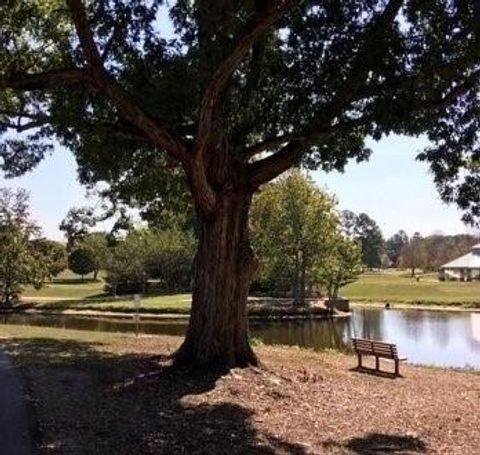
[439,243,480,281]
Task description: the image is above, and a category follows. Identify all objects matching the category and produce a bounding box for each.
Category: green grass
[342,270,480,305]
[26,290,192,314]
[21,268,480,312]
[23,270,106,300]
[21,269,191,313]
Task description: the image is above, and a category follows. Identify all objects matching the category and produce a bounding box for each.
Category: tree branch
[244,133,307,160]
[0,119,47,133]
[194,0,298,159]
[246,114,375,160]
[247,114,377,187]
[189,0,298,215]
[65,0,189,165]
[0,68,92,91]
[246,0,403,187]
[248,142,304,188]
[423,69,480,112]
[323,0,404,119]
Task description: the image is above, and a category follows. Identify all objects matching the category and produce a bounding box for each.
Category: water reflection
[469,313,480,347]
[250,318,351,351]
[2,308,480,369]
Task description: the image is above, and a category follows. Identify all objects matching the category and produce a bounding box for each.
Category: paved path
[0,350,35,455]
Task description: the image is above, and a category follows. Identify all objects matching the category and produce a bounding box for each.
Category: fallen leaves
[5,333,480,454]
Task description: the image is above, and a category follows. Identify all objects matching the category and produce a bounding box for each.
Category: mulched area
[3,332,479,454]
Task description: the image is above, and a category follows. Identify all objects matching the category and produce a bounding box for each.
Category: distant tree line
[395,233,479,276]
[334,213,480,276]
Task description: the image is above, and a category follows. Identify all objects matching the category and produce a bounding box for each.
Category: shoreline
[9,307,352,321]
[351,300,480,312]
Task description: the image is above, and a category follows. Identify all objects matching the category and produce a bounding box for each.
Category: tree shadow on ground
[51,277,100,285]
[2,337,310,454]
[323,432,427,454]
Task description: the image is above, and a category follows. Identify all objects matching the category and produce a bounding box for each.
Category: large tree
[250,171,338,304]
[342,211,385,268]
[68,247,96,280]
[0,188,43,305]
[31,238,68,281]
[318,234,362,302]
[399,232,425,276]
[79,232,111,280]
[2,1,480,369]
[386,230,409,266]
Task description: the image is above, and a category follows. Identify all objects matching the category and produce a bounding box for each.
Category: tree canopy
[0,188,44,305]
[386,230,409,266]
[251,171,339,303]
[342,211,385,268]
[68,247,96,279]
[31,238,67,281]
[2,0,480,368]
[1,1,480,220]
[251,172,363,303]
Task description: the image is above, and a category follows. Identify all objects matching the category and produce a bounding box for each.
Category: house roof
[441,253,480,269]
[441,244,480,269]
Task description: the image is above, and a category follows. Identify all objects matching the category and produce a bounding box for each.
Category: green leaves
[68,247,96,277]
[250,171,364,301]
[0,188,45,304]
[317,233,362,300]
[250,171,340,299]
[1,0,480,224]
[104,228,195,295]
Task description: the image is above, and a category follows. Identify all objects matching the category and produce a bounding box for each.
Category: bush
[68,247,96,279]
[104,228,194,296]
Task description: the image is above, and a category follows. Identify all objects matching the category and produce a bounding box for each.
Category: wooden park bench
[352,338,407,377]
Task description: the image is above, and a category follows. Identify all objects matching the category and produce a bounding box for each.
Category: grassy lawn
[21,268,480,312]
[28,292,192,313]
[343,269,480,305]
[23,269,106,300]
[0,324,478,454]
[22,270,192,313]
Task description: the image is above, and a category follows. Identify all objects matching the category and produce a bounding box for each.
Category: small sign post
[133,293,141,337]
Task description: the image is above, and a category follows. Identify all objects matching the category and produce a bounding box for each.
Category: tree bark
[175,190,259,370]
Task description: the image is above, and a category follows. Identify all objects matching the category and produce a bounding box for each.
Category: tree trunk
[299,254,306,304]
[175,191,259,370]
[293,251,306,305]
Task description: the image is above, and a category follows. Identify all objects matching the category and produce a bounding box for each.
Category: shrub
[68,247,96,280]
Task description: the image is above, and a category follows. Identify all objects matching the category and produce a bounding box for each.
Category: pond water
[2,308,480,369]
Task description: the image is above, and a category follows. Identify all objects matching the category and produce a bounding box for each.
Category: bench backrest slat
[352,337,399,359]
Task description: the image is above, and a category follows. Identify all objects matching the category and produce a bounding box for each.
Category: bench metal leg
[395,360,399,376]
[375,356,380,371]
[357,354,362,369]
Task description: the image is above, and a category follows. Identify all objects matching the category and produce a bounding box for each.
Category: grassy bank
[1,324,478,454]
[343,270,480,307]
[27,293,193,314]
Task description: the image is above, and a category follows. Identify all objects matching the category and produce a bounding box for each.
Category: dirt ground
[1,326,479,454]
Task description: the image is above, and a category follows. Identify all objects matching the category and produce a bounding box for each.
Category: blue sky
[0,135,472,240]
[316,135,472,238]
